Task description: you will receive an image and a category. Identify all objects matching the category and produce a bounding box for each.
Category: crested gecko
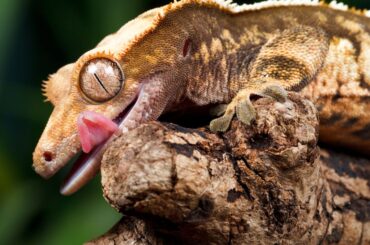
[33,0,370,195]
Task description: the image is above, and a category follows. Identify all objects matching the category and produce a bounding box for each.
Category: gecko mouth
[60,93,139,195]
[57,73,167,195]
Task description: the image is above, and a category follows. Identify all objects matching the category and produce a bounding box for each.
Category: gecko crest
[174,0,370,17]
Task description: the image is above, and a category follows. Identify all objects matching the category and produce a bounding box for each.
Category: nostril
[43,151,54,162]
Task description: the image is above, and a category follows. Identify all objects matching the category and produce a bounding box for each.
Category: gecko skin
[33,0,370,195]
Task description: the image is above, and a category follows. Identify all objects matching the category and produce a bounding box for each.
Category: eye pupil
[93,73,111,95]
[79,58,124,103]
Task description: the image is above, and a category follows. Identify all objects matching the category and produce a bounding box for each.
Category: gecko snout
[33,147,58,179]
[33,144,60,179]
[33,132,81,179]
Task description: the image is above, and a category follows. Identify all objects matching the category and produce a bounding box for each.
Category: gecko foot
[210,89,255,132]
[210,97,255,132]
[209,85,288,132]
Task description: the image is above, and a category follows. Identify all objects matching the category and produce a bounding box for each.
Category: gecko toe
[210,108,235,132]
[236,98,256,126]
[261,85,288,103]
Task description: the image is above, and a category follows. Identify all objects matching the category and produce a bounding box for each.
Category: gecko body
[33,0,370,194]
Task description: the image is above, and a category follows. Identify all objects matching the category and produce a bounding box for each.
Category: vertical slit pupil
[183,38,192,57]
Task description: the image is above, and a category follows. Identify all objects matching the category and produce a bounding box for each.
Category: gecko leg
[210,26,328,132]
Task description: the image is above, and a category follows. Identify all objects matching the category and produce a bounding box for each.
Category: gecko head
[32,52,141,195]
[32,5,196,195]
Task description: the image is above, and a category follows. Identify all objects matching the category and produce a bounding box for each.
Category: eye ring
[79,57,124,103]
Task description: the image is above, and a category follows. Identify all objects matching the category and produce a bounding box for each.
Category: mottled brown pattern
[34,0,370,187]
[160,3,370,152]
[256,56,310,83]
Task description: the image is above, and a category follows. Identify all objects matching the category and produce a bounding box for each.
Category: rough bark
[87,93,370,244]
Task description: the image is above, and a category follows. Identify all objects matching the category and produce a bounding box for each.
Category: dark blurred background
[0,0,368,244]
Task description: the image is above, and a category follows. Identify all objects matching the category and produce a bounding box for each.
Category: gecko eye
[79,58,124,103]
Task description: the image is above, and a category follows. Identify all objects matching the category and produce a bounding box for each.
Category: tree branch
[87,93,369,244]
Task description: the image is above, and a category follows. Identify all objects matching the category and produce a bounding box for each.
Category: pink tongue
[77,111,118,153]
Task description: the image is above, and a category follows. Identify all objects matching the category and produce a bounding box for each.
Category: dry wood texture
[87,93,370,244]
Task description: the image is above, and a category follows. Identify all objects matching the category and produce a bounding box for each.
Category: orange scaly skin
[34,0,370,194]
